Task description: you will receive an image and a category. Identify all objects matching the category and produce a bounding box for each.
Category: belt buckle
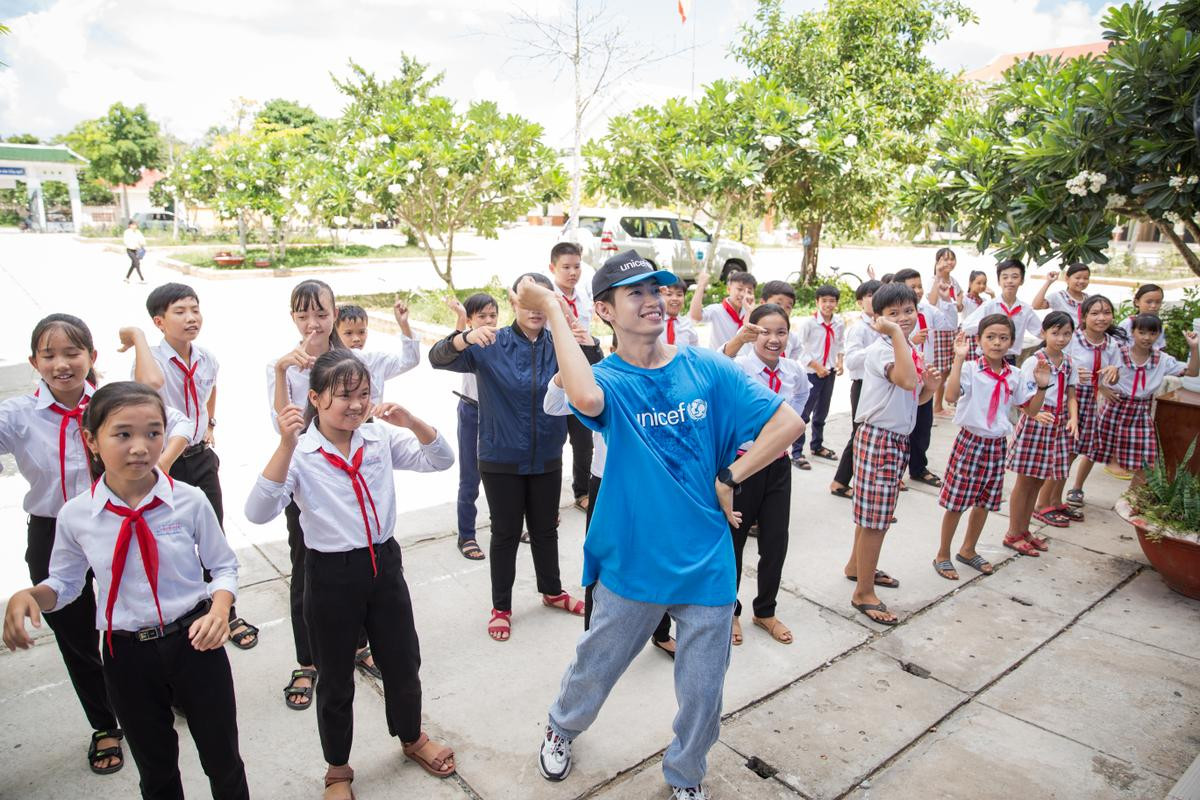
[135,626,162,642]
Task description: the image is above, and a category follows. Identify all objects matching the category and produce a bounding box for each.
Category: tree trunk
[1157,220,1200,278]
[569,13,582,231]
[801,219,823,282]
[237,212,247,256]
[121,185,130,222]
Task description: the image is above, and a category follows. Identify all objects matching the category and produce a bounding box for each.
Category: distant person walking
[123,221,146,283]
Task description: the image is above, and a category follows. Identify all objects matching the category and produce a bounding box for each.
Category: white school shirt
[1047,290,1086,324]
[700,300,747,351]
[798,313,846,373]
[734,352,810,451]
[460,373,479,402]
[543,380,605,478]
[146,340,217,445]
[913,299,956,362]
[42,470,238,632]
[962,297,1042,357]
[659,314,699,348]
[1117,316,1167,350]
[844,317,884,381]
[122,228,146,250]
[265,344,419,430]
[1020,351,1077,416]
[558,282,594,332]
[960,293,986,319]
[854,337,924,435]
[1065,330,1123,387]
[953,358,1038,439]
[244,421,455,553]
[0,381,192,517]
[1111,348,1185,399]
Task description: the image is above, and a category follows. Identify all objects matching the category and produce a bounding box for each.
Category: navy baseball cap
[592,249,679,297]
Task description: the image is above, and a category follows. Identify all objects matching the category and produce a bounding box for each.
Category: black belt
[111,599,211,642]
[181,441,208,458]
[452,391,478,408]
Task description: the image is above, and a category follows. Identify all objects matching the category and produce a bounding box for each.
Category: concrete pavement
[0,231,1196,799]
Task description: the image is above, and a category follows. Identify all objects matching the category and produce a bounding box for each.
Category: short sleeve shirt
[854,338,924,435]
[953,358,1038,438]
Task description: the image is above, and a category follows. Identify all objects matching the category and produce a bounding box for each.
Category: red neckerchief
[948,284,957,299]
[910,347,924,398]
[978,357,1012,426]
[1124,347,1159,398]
[1000,301,1022,318]
[1037,351,1066,420]
[1064,293,1082,323]
[1076,330,1106,386]
[722,299,744,327]
[170,356,201,439]
[763,365,782,393]
[561,293,578,319]
[666,315,676,345]
[917,312,928,331]
[103,495,167,654]
[966,292,982,307]
[318,445,381,576]
[46,395,90,501]
[816,314,835,366]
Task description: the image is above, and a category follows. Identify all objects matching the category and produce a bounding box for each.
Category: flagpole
[690,1,697,99]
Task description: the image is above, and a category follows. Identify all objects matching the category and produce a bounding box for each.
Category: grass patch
[169,243,451,269]
[341,280,515,329]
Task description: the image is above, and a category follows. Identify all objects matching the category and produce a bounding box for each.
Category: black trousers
[833,378,864,486]
[169,445,238,622]
[479,469,564,612]
[102,608,248,800]
[125,248,144,280]
[304,539,422,766]
[796,372,837,455]
[582,475,671,642]
[567,415,594,499]
[26,515,119,732]
[909,398,934,479]
[731,455,792,618]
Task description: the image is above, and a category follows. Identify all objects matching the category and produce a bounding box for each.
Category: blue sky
[0,0,1122,146]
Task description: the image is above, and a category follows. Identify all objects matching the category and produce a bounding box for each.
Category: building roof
[963,42,1110,82]
[116,168,165,191]
[0,143,89,165]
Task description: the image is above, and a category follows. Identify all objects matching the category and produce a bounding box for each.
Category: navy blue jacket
[430,322,598,475]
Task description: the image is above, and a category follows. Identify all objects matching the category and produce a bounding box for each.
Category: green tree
[3,133,40,144]
[64,103,163,219]
[256,98,321,131]
[736,0,974,280]
[900,1,1200,276]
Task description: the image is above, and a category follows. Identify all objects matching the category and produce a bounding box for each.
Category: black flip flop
[228,618,259,650]
[851,601,899,626]
[830,486,853,499]
[355,646,383,680]
[284,668,317,710]
[88,728,125,775]
[812,447,837,460]
[846,570,900,588]
[458,538,485,561]
[912,472,943,488]
[955,553,994,575]
[650,637,676,660]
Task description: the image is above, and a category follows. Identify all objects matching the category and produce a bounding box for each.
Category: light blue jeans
[548,581,735,788]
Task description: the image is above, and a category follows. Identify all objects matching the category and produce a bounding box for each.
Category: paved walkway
[0,232,1196,799]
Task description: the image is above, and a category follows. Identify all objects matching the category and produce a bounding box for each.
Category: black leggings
[479,470,564,611]
[125,248,144,280]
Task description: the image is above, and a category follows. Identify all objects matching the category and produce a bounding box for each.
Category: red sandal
[1022,530,1049,551]
[1004,533,1041,556]
[1032,506,1070,528]
[543,592,584,615]
[487,609,512,641]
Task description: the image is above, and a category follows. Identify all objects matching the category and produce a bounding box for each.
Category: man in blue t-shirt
[518,251,804,800]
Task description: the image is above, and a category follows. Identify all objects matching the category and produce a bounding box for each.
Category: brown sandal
[752,616,793,645]
[731,616,743,646]
[324,764,354,800]
[403,732,456,778]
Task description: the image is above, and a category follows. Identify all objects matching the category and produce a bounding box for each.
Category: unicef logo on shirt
[635,399,707,428]
[687,399,708,421]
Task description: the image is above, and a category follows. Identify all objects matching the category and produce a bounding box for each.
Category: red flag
[678,0,691,23]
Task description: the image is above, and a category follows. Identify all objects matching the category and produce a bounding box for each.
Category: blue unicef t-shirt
[571,346,783,606]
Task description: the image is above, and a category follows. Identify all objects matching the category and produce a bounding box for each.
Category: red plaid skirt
[852,423,910,530]
[1073,384,1102,459]
[939,429,1006,511]
[931,329,956,372]
[962,332,981,361]
[1007,413,1072,480]
[1092,396,1155,470]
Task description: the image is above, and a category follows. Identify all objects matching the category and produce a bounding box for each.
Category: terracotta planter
[253,259,272,267]
[527,215,543,225]
[213,255,244,268]
[1117,496,1200,599]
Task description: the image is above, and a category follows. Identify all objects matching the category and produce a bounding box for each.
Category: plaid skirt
[1073,384,1102,459]
[931,329,956,373]
[1007,413,1072,480]
[1092,396,1155,471]
[939,429,1006,512]
[962,332,981,361]
[852,423,910,530]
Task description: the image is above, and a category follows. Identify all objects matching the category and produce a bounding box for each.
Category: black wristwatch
[718,467,741,495]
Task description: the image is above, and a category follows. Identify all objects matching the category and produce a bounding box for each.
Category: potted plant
[253,257,272,268]
[213,250,245,268]
[1116,437,1200,599]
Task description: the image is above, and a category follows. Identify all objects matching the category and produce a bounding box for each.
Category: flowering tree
[584,77,813,277]
[333,59,566,290]
[900,0,1200,275]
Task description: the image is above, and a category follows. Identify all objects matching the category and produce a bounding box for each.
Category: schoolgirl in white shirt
[245,349,457,799]
[934,318,1047,579]
[1063,295,1124,511]
[1032,263,1090,325]
[0,314,190,779]
[1117,284,1167,350]
[926,248,964,415]
[3,382,248,800]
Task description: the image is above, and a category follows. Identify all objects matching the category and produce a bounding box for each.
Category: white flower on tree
[332,215,349,227]
[762,135,782,151]
[355,190,371,203]
[236,182,247,191]
[435,167,450,179]
[1105,193,1127,209]
[407,159,422,170]
[387,183,404,195]
[843,133,858,148]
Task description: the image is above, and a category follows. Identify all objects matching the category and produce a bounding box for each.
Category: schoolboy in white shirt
[688,269,757,352]
[961,259,1043,363]
[793,285,845,467]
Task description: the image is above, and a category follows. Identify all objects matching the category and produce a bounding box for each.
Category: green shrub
[1133,436,1200,539]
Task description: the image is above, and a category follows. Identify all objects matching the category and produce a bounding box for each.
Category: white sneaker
[537,725,572,781]
[672,786,710,800]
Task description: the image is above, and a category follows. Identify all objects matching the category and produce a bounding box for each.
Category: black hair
[550,242,582,263]
[934,247,956,265]
[30,313,98,387]
[511,272,554,293]
[871,283,918,315]
[336,304,368,324]
[81,381,166,480]
[760,280,796,302]
[727,271,757,289]
[880,273,895,284]
[996,258,1025,280]
[1133,283,1164,304]
[464,293,498,318]
[814,283,841,301]
[977,312,1015,341]
[893,268,921,285]
[749,302,790,329]
[1129,312,1164,335]
[1041,310,1075,333]
[1080,294,1126,340]
[145,282,199,318]
[967,270,986,291]
[1065,263,1091,278]
[291,280,344,349]
[856,279,882,301]
[303,349,371,429]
